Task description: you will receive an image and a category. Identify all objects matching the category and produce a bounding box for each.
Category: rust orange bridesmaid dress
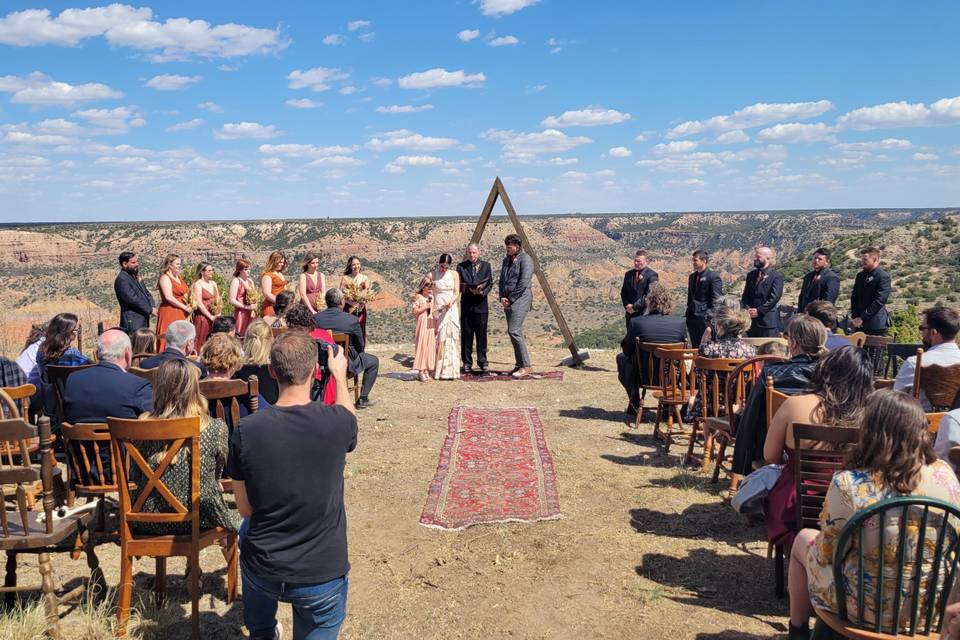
[192,286,215,350]
[156,275,190,351]
[259,272,286,318]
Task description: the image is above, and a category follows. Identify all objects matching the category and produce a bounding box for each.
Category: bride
[431,253,461,379]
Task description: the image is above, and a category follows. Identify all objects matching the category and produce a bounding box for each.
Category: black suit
[685,268,723,347]
[457,259,492,369]
[620,267,659,328]
[140,348,208,379]
[851,267,892,335]
[313,307,379,398]
[616,314,687,409]
[797,267,840,311]
[741,267,784,337]
[114,270,155,334]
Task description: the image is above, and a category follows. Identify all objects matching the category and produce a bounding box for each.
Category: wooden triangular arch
[470,177,584,366]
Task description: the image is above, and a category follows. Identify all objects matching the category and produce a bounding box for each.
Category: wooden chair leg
[653,403,663,442]
[117,553,133,638]
[663,406,675,453]
[155,557,166,609]
[38,552,62,640]
[774,543,785,599]
[711,437,728,483]
[222,534,238,604]
[4,551,16,607]
[189,551,200,640]
[701,427,715,472]
[684,419,700,465]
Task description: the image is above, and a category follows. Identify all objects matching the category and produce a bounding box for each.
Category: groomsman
[114,251,155,334]
[741,246,784,338]
[499,234,534,377]
[851,246,892,335]
[619,250,659,329]
[457,243,492,374]
[685,250,723,347]
[796,247,840,311]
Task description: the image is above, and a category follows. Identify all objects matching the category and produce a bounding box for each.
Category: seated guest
[1,356,26,388]
[131,327,157,356]
[200,332,268,432]
[236,320,279,405]
[228,332,355,639]
[314,288,379,409]
[763,346,873,547]
[140,320,208,379]
[788,390,960,639]
[934,408,960,471]
[687,306,756,419]
[804,300,851,351]
[16,322,46,383]
[616,283,687,415]
[757,340,788,358]
[261,291,294,329]
[730,314,826,487]
[36,313,90,380]
[130,359,240,536]
[894,306,960,410]
[210,315,236,337]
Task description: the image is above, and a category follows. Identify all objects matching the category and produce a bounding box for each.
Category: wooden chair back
[824,496,960,636]
[128,366,155,384]
[918,363,960,411]
[0,415,54,539]
[910,348,924,399]
[927,413,946,436]
[863,334,894,378]
[883,343,923,379]
[0,385,38,463]
[636,340,685,390]
[60,422,118,497]
[765,375,790,430]
[792,423,860,530]
[131,352,155,367]
[199,376,259,433]
[44,363,96,426]
[741,336,789,349]
[723,355,788,436]
[693,356,744,420]
[108,416,202,541]
[842,332,867,348]
[652,347,697,404]
[331,333,360,402]
[271,327,288,338]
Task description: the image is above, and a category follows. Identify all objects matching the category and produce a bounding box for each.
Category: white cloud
[359,32,375,43]
[215,122,282,140]
[715,129,749,144]
[653,140,699,154]
[285,98,321,109]
[166,118,204,132]
[322,33,344,45]
[913,152,939,161]
[488,35,519,47]
[398,68,485,89]
[548,157,578,165]
[384,154,443,173]
[479,0,540,16]
[367,129,458,151]
[144,73,202,91]
[376,104,434,114]
[307,155,365,167]
[667,178,705,187]
[287,67,350,92]
[756,122,835,144]
[457,29,480,42]
[541,107,631,128]
[545,37,563,54]
[34,118,82,135]
[218,64,239,72]
[836,96,960,130]
[483,128,593,163]
[94,155,147,166]
[637,145,787,175]
[72,106,145,133]
[339,86,357,95]
[634,132,649,142]
[525,84,547,94]
[258,143,358,158]
[607,146,632,158]
[0,72,122,105]
[197,101,223,113]
[833,138,912,151]
[667,100,833,138]
[0,124,74,145]
[0,5,289,61]
[347,20,371,31]
[371,77,393,88]
[561,169,615,181]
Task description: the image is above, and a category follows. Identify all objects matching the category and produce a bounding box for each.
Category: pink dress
[304,272,322,310]
[234,278,253,338]
[412,294,437,371]
[193,286,215,350]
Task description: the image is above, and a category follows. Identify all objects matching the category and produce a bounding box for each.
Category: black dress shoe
[479,364,489,372]
[462,365,473,375]
[357,397,377,409]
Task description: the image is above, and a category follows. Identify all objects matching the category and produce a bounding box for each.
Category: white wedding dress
[432,268,461,379]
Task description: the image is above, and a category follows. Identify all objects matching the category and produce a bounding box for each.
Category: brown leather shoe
[511,367,532,378]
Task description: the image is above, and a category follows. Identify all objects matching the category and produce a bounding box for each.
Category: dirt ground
[16,342,789,639]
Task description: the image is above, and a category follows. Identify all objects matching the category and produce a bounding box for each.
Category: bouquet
[244,286,262,315]
[183,287,196,310]
[209,295,222,316]
[342,281,378,314]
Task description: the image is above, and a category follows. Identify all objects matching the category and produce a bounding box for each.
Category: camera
[317,340,340,372]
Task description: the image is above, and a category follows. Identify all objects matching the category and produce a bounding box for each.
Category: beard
[922,338,931,349]
[124,266,139,277]
[753,259,764,269]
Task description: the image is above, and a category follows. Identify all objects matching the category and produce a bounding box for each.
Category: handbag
[731,463,783,516]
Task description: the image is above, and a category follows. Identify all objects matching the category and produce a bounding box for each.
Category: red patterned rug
[459,370,563,382]
[419,406,561,531]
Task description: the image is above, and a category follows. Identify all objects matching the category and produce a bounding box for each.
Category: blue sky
[1,0,958,222]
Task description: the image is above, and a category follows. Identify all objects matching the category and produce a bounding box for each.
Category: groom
[114,251,155,334]
[499,233,534,378]
[457,243,492,374]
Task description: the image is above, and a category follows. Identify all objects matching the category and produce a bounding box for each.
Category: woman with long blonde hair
[298,252,326,315]
[156,253,192,351]
[259,251,287,319]
[236,319,279,405]
[131,358,240,536]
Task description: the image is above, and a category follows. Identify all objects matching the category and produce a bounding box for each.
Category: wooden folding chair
[60,422,118,537]
[685,356,745,467]
[0,415,99,638]
[131,352,155,367]
[43,364,95,432]
[108,416,238,639]
[128,366,156,385]
[199,376,259,435]
[633,340,684,427]
[910,348,925,399]
[883,342,923,379]
[270,327,288,339]
[331,332,361,403]
[841,331,867,348]
[918,363,960,411]
[651,347,697,453]
[863,334,894,378]
[1,387,46,508]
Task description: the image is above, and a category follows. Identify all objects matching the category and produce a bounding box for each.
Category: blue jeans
[242,561,348,640]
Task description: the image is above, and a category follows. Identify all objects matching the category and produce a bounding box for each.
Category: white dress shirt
[893,341,960,411]
[934,409,960,471]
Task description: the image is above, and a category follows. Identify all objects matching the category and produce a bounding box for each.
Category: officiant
[458,242,493,374]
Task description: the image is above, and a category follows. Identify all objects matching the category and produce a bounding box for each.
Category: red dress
[193,286,215,350]
[233,278,254,338]
[156,275,189,351]
[304,272,322,310]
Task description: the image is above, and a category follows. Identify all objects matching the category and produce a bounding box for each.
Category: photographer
[314,288,379,409]
[284,303,337,404]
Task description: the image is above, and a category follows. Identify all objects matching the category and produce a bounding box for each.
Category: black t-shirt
[227,401,357,583]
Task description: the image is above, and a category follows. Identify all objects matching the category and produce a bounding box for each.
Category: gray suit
[499,251,534,368]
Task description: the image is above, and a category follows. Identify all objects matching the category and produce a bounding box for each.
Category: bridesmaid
[340,255,370,344]
[229,259,257,339]
[259,251,287,318]
[156,253,192,351]
[298,252,326,314]
[191,262,220,350]
[411,276,436,382]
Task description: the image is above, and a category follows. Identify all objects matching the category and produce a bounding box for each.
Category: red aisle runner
[419,406,561,531]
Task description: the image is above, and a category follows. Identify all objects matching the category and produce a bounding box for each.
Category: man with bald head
[457,242,493,373]
[741,246,785,338]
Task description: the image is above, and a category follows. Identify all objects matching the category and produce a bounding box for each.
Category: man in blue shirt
[804,301,851,352]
